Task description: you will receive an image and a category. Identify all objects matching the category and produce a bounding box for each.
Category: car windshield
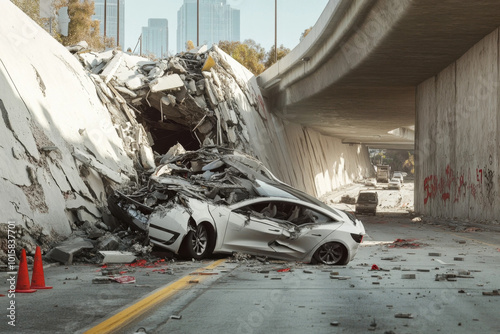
[358,193,376,201]
[254,179,341,216]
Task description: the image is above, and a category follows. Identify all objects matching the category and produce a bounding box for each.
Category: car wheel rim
[192,225,207,256]
[317,243,343,265]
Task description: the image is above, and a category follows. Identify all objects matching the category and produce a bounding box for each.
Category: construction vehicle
[376,165,391,183]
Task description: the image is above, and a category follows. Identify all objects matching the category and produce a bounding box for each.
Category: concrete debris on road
[394,313,414,319]
[389,238,425,248]
[47,237,94,265]
[340,195,356,204]
[99,251,137,264]
[482,290,499,296]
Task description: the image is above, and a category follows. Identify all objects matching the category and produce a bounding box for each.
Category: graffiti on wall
[424,161,495,206]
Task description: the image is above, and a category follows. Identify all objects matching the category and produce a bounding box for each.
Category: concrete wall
[253,117,373,198]
[0,2,138,245]
[415,28,500,221]
[217,49,374,199]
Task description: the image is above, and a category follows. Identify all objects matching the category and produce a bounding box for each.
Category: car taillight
[351,233,363,243]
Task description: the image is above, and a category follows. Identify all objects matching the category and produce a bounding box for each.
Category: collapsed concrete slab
[0,2,150,253]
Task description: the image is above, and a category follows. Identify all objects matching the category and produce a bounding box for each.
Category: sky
[124,0,330,55]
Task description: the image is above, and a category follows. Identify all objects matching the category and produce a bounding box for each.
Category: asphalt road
[1,180,500,333]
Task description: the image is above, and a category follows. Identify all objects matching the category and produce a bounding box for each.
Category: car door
[221,200,286,256]
[270,204,344,260]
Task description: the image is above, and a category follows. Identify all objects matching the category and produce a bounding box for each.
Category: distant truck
[376,165,391,183]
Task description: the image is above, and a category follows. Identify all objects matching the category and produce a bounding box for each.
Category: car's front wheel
[180,223,213,260]
[313,242,348,265]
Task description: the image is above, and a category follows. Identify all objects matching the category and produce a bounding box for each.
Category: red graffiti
[424,175,438,204]
[424,164,495,205]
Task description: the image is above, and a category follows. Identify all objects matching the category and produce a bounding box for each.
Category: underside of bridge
[259,0,500,150]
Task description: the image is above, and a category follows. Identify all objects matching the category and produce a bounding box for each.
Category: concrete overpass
[258,0,500,150]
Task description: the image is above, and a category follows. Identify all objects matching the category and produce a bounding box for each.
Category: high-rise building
[142,19,169,59]
[93,0,125,48]
[177,0,240,53]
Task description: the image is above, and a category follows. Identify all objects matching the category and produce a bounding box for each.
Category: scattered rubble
[78,45,257,154]
[340,195,356,204]
[482,290,499,296]
[388,238,425,249]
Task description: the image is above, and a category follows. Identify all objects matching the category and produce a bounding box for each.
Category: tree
[11,0,62,41]
[11,0,44,25]
[403,152,415,175]
[300,27,312,41]
[186,40,195,51]
[63,0,103,50]
[218,39,266,75]
[264,44,290,68]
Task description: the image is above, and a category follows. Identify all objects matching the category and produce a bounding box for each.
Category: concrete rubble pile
[42,45,267,264]
[78,44,254,153]
[108,144,272,232]
[1,0,270,267]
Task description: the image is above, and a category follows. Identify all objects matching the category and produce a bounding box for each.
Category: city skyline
[141,18,169,58]
[93,0,125,48]
[124,0,330,55]
[177,0,240,53]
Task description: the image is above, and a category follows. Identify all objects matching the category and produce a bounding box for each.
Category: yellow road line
[84,258,226,334]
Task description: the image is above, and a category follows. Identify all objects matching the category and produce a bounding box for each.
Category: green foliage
[12,0,105,50]
[218,39,266,75]
[186,40,195,51]
[11,0,61,41]
[300,27,312,41]
[264,44,290,68]
[64,0,103,50]
[403,152,415,174]
[372,149,414,175]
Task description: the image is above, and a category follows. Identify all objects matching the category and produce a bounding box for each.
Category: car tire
[180,223,213,260]
[313,242,348,265]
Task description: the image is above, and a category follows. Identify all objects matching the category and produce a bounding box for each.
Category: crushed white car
[109,147,365,265]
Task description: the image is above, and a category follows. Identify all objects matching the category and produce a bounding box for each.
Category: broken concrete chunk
[48,237,94,265]
[168,58,187,74]
[150,74,184,93]
[97,235,121,250]
[401,274,416,279]
[125,76,145,90]
[92,276,113,284]
[139,145,155,170]
[114,86,138,98]
[99,251,136,263]
[100,51,124,83]
[161,94,177,106]
[66,40,88,54]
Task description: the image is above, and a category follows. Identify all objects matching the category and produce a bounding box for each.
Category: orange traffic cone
[15,249,36,293]
[31,246,52,290]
